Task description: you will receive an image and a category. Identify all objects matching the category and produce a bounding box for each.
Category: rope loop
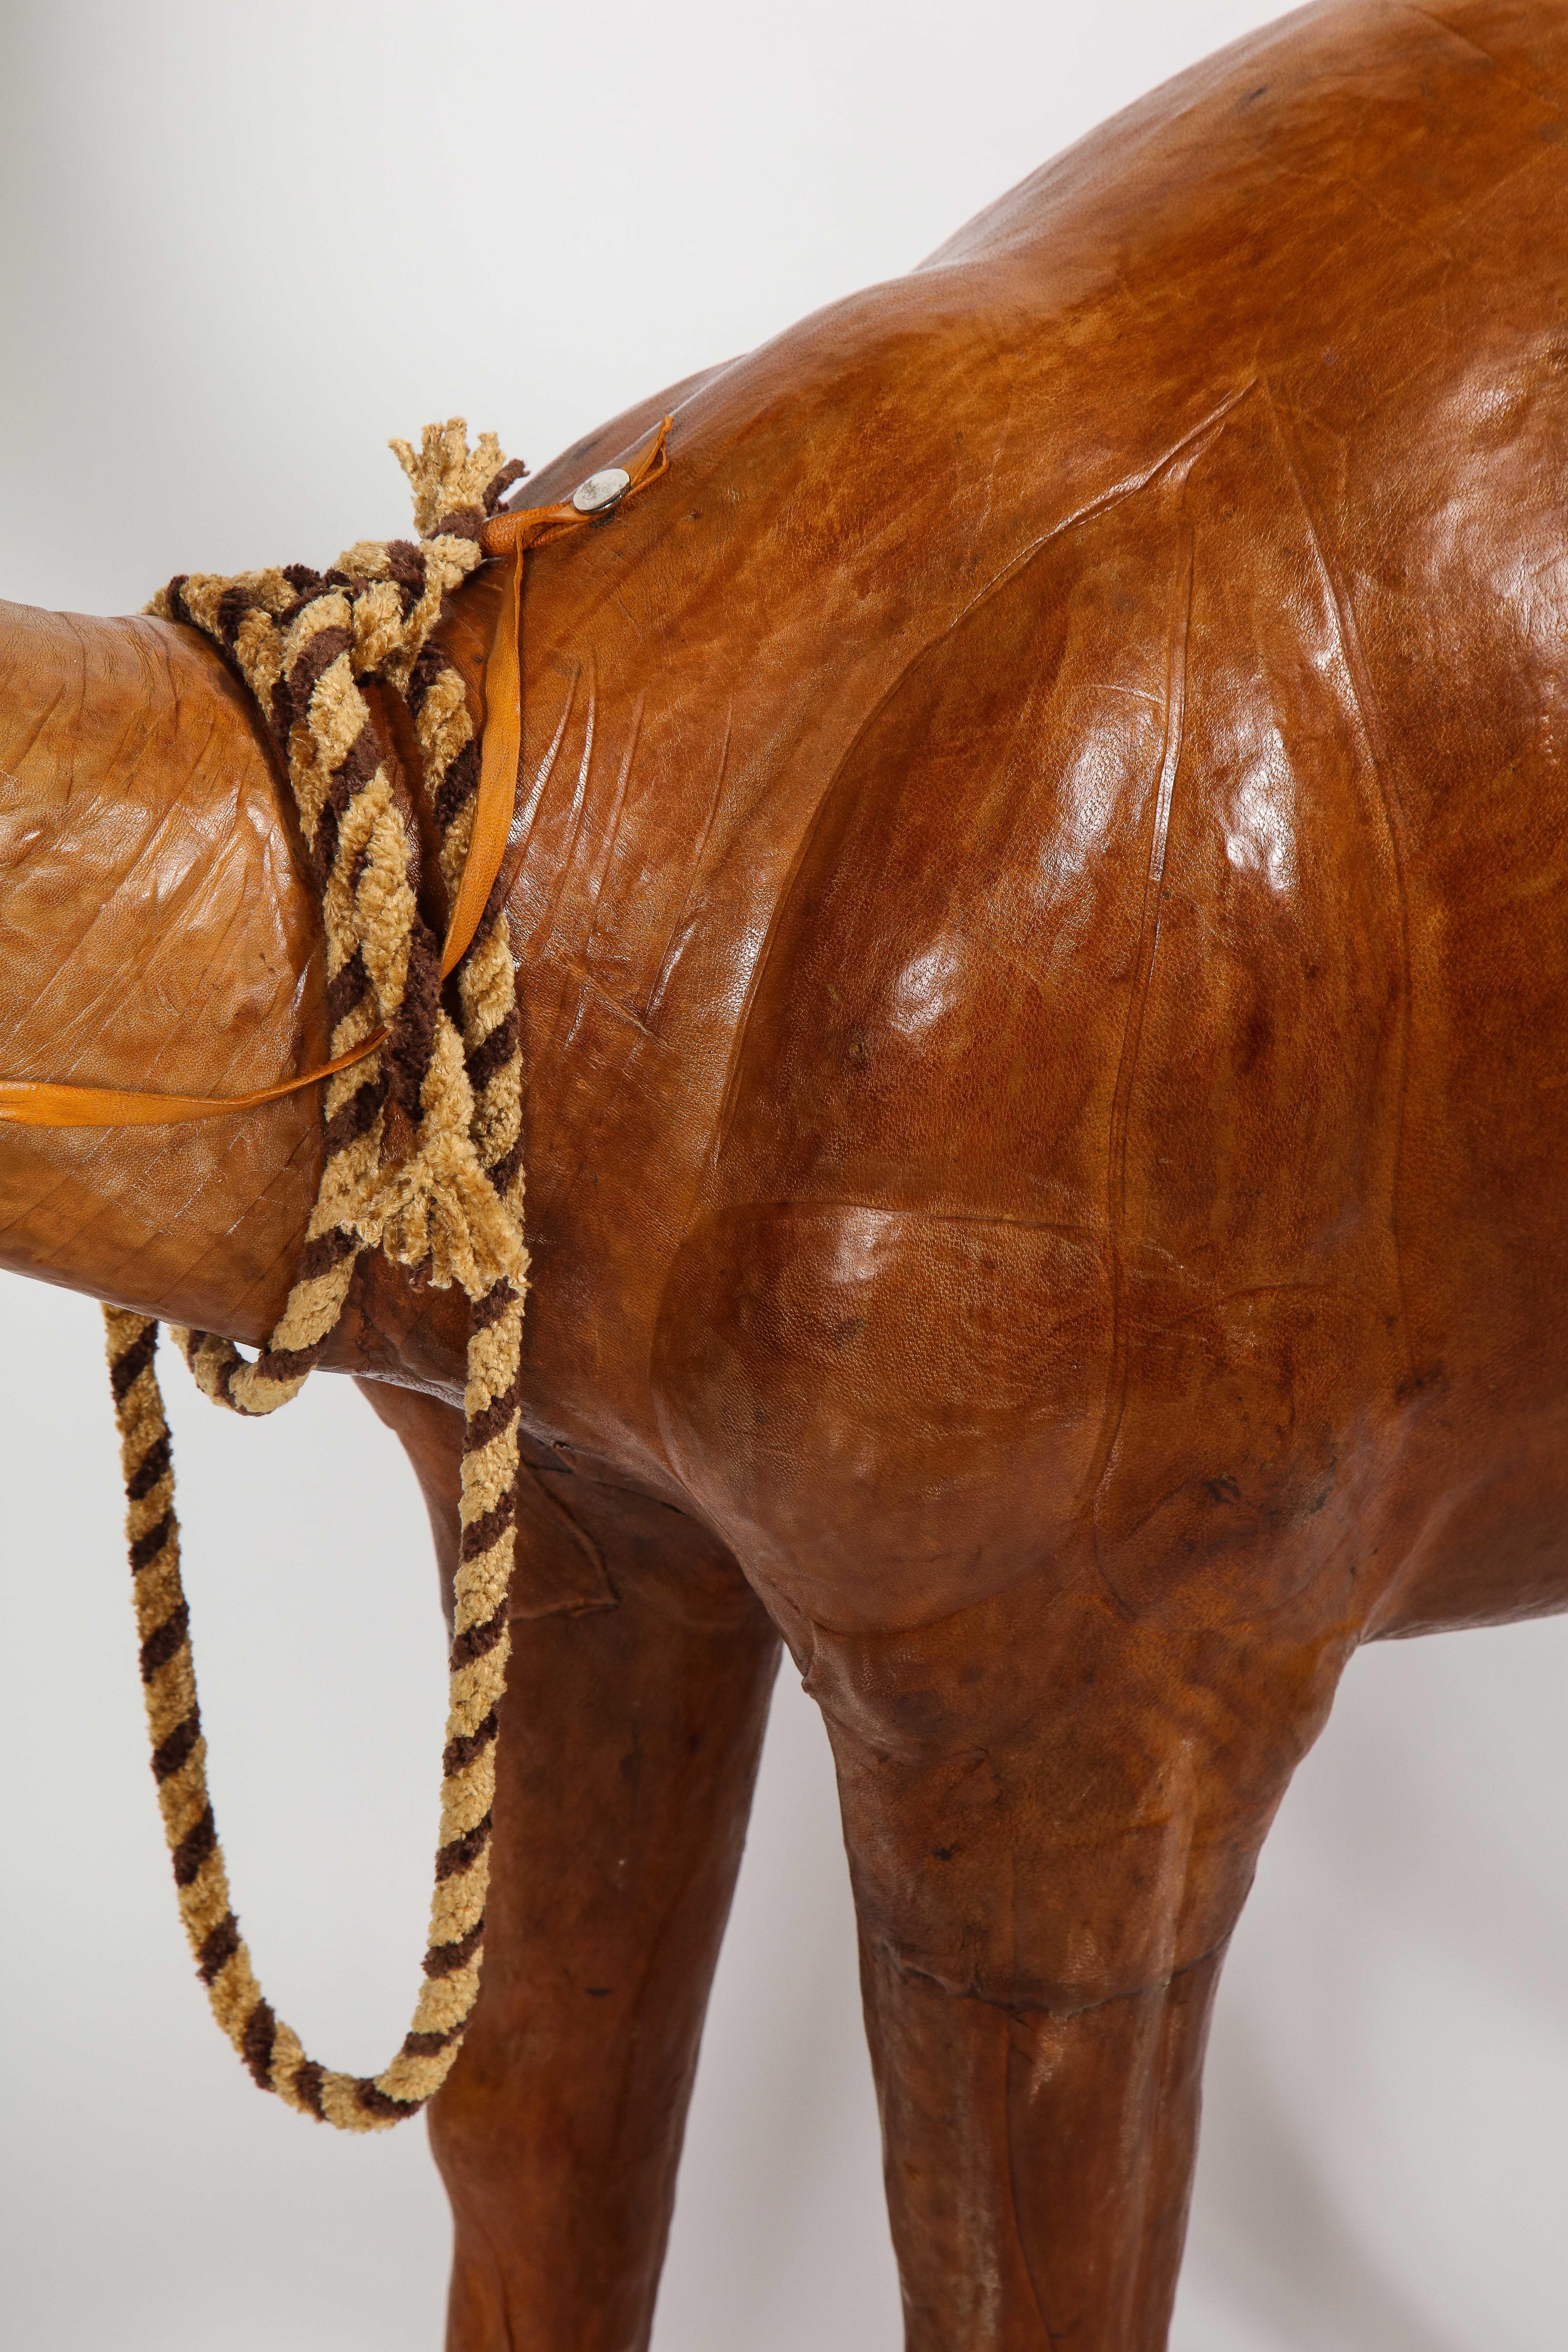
[87,415,672,2126]
[105,1297,518,2127]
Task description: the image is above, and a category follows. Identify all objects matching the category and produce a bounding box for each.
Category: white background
[3,2,1567,2346]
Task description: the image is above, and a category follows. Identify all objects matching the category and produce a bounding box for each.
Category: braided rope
[104,1295,519,2127]
[103,422,531,2130]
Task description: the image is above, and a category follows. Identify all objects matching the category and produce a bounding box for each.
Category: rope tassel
[104,1299,518,2128]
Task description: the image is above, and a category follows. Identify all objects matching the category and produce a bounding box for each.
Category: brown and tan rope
[49,416,672,2130]
[104,1292,519,2127]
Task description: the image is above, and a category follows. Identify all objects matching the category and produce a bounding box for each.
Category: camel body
[4,2,1568,2343]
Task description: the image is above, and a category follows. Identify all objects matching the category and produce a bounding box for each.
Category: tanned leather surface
[4,4,1568,2344]
[0,430,670,1132]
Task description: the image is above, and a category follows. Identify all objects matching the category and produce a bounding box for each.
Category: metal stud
[571,466,632,516]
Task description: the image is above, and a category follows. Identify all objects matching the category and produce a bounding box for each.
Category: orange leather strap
[0,1041,409,1132]
[0,420,671,1130]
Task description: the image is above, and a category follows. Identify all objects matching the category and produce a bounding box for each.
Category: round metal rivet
[571,466,631,515]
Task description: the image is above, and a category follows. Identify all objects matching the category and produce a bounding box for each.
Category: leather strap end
[0,1030,386,1129]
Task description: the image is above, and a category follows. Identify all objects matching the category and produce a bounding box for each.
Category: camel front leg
[361,1385,781,2352]
[437,1471,781,2351]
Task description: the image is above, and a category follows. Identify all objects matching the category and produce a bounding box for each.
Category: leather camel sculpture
[3,2,1566,2342]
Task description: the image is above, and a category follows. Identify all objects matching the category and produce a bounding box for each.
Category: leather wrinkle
[696,384,1256,1204]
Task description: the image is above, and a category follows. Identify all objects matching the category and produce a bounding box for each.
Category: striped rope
[104,1295,518,2127]
[103,422,531,2128]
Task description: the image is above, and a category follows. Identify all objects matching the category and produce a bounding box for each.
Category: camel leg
[803,1569,1347,2352]
[358,1384,781,2352]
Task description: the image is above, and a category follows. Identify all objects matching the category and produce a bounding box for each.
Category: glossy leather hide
[5,3,1568,2345]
